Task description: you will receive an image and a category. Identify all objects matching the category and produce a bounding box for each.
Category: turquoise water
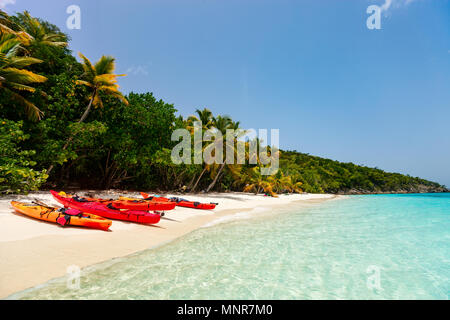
[11,194,450,299]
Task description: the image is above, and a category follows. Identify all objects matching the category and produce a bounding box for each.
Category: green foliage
[279,151,446,194]
[0,10,447,195]
[0,119,48,193]
[87,92,179,189]
[150,148,200,191]
[21,72,89,169]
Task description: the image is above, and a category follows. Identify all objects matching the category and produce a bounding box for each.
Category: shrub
[0,119,48,194]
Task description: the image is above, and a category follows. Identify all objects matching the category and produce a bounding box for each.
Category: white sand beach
[0,191,338,298]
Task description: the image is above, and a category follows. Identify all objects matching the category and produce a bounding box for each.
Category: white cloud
[380,0,392,12]
[126,65,149,76]
[380,0,417,12]
[0,0,16,9]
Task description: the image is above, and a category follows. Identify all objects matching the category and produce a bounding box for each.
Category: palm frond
[0,33,21,57]
[1,68,47,84]
[78,52,97,80]
[41,40,67,47]
[15,11,67,48]
[92,92,104,109]
[94,55,116,75]
[6,81,37,92]
[99,86,129,105]
[75,53,128,110]
[8,56,43,68]
[75,79,93,88]
[3,87,43,121]
[94,74,118,86]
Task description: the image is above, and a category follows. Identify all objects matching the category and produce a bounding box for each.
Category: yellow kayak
[11,201,112,231]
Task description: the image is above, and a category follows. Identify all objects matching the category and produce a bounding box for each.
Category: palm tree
[14,11,67,48]
[284,173,303,193]
[75,52,128,122]
[267,169,283,192]
[211,115,232,133]
[186,108,213,132]
[205,117,240,192]
[0,31,47,120]
[46,53,128,175]
[267,170,303,194]
[188,108,214,192]
[242,166,277,196]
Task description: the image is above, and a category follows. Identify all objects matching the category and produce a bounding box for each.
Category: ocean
[10,193,449,299]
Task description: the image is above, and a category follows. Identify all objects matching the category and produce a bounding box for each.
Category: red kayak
[140,192,217,210]
[51,191,161,224]
[57,192,175,211]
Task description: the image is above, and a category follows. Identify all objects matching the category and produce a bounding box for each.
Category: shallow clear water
[11,194,450,299]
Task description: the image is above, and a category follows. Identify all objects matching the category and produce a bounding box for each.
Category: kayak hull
[86,198,175,211]
[11,201,112,231]
[140,192,216,210]
[51,191,161,224]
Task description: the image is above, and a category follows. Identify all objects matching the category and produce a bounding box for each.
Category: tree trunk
[77,90,96,124]
[173,169,186,188]
[206,163,226,193]
[46,90,96,176]
[186,173,197,190]
[191,167,207,193]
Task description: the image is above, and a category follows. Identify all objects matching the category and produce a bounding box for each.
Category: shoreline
[0,192,339,298]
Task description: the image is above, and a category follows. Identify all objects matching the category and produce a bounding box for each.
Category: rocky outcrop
[337,185,449,195]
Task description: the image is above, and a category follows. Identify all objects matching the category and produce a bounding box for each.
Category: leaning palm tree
[46,53,128,175]
[188,108,214,192]
[205,117,241,192]
[75,52,128,122]
[242,166,277,196]
[0,31,47,120]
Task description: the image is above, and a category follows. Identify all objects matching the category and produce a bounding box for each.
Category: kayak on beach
[139,192,217,210]
[11,201,112,231]
[84,196,175,211]
[51,191,162,224]
[51,190,175,211]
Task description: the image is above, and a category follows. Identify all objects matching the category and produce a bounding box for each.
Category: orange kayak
[140,192,217,210]
[11,201,112,231]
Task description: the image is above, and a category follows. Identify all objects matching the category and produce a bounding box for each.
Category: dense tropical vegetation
[0,10,447,195]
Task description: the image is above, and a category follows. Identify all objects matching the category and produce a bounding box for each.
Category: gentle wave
[201,207,271,228]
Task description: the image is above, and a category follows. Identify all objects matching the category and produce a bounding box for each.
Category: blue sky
[3,0,450,187]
